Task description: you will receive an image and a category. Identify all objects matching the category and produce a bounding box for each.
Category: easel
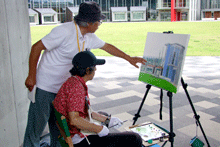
[132,84,175,147]
[133,32,211,147]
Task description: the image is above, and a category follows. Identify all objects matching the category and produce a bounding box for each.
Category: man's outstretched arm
[100,43,146,68]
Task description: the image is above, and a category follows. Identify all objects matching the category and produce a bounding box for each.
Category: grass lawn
[30,21,220,56]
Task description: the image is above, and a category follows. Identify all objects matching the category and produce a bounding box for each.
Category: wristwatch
[104,115,111,127]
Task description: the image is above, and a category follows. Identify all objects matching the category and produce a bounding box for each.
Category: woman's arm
[68,111,103,133]
[91,111,108,123]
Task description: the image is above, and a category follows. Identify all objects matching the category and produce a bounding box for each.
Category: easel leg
[167,91,175,147]
[181,78,211,147]
[133,84,152,125]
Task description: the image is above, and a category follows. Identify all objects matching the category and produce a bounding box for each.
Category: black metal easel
[133,31,210,147]
[181,78,211,147]
[132,77,211,147]
[133,84,152,125]
[132,84,175,147]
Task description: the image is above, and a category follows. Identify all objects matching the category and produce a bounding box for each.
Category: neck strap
[74,22,85,52]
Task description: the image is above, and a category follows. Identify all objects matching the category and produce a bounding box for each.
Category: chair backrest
[52,101,74,147]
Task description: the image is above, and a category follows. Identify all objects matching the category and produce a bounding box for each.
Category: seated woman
[53,51,142,147]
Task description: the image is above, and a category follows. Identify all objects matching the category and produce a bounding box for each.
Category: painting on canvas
[139,32,190,93]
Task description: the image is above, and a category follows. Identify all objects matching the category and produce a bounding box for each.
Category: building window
[148,10,158,21]
[29,16,35,23]
[44,15,54,22]
[133,12,144,20]
[181,12,188,21]
[203,12,206,18]
[115,13,126,20]
[161,11,171,21]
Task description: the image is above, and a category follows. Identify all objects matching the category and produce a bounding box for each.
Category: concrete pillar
[0,0,31,147]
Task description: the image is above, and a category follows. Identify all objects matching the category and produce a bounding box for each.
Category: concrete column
[0,0,31,147]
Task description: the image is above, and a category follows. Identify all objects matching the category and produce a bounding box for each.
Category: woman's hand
[108,117,123,129]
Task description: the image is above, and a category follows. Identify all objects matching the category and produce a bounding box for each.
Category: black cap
[72,51,105,69]
[74,1,106,22]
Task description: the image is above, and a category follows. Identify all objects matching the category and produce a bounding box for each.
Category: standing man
[24,1,146,147]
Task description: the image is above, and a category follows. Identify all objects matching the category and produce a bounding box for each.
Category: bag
[190,136,204,147]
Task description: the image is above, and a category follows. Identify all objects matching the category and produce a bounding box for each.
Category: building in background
[28,0,157,23]
[66,6,79,22]
[130,6,147,21]
[35,8,58,24]
[29,9,39,25]
[111,7,128,21]
[157,0,192,21]
[201,0,220,20]
[27,0,220,24]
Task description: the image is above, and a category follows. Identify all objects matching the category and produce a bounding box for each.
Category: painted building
[162,43,184,85]
[141,56,164,77]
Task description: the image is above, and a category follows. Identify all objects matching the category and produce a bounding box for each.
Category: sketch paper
[28,85,36,103]
[139,32,190,93]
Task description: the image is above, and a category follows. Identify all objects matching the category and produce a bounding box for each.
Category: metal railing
[156,1,189,9]
[157,2,171,9]
[175,2,189,8]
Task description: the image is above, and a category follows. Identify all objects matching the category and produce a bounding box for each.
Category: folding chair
[52,101,74,147]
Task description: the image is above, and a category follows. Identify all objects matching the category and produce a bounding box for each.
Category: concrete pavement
[89,56,220,147]
[39,56,220,147]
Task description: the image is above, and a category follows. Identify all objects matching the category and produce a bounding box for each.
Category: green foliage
[30,21,220,56]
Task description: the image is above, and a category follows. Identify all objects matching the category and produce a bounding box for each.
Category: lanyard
[74,22,85,52]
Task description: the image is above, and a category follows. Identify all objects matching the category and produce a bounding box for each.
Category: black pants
[74,131,142,147]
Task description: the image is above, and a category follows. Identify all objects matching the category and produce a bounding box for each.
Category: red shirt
[54,75,89,138]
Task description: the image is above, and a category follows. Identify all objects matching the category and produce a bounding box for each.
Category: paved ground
[40,56,220,147]
[87,56,220,147]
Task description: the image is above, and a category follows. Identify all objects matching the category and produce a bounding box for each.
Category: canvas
[139,32,190,93]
